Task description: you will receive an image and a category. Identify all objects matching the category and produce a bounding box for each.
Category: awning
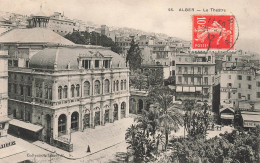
[221,114,234,119]
[196,87,202,91]
[0,116,11,123]
[220,107,235,113]
[241,113,260,127]
[176,86,182,92]
[183,87,189,92]
[0,145,27,162]
[190,87,196,92]
[9,119,43,132]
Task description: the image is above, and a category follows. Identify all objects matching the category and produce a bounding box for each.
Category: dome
[30,47,127,70]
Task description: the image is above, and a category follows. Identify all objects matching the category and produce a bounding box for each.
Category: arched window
[94,80,101,95]
[71,112,79,131]
[76,84,80,97]
[120,80,123,90]
[44,85,48,99]
[124,80,127,90]
[58,114,67,136]
[71,85,75,97]
[39,84,42,98]
[113,81,116,92]
[84,81,90,96]
[58,86,62,99]
[48,87,52,100]
[104,79,109,93]
[63,85,68,98]
[116,80,119,91]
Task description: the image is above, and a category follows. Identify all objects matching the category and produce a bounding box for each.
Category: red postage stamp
[192,15,235,50]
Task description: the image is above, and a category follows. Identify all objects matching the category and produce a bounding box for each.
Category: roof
[0,28,75,45]
[30,47,127,70]
[220,107,234,113]
[34,10,49,17]
[241,113,260,122]
[9,119,43,132]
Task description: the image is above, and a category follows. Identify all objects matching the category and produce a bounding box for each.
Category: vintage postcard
[0,0,259,162]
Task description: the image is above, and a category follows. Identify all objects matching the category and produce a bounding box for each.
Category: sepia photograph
[0,0,259,162]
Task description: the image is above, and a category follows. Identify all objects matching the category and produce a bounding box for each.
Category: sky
[0,0,260,53]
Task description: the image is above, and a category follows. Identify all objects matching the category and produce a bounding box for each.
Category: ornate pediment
[93,51,104,58]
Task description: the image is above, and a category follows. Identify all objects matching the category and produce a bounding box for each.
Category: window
[184,67,188,73]
[178,76,182,83]
[13,60,18,67]
[43,85,48,99]
[113,81,116,91]
[58,86,62,99]
[26,60,29,68]
[198,67,201,73]
[247,94,251,100]
[247,76,251,81]
[248,85,252,89]
[204,77,208,85]
[191,67,194,73]
[84,81,90,96]
[257,92,260,98]
[228,83,232,87]
[63,85,68,98]
[197,77,202,85]
[124,80,127,90]
[103,60,110,68]
[76,84,80,97]
[94,80,101,94]
[20,85,23,95]
[205,67,208,74]
[48,87,52,100]
[191,77,194,84]
[257,82,260,87]
[71,85,75,97]
[82,60,91,69]
[121,80,123,90]
[8,60,12,66]
[116,80,119,91]
[184,77,188,84]
[238,83,241,88]
[238,93,241,99]
[104,79,110,93]
[178,67,182,73]
[95,60,99,68]
[39,84,42,98]
[238,75,242,80]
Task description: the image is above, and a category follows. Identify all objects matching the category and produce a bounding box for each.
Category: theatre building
[7,46,130,145]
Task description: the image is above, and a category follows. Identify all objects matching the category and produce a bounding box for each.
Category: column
[52,80,58,102]
[67,113,71,136]
[109,100,114,122]
[53,114,58,139]
[79,105,83,131]
[126,96,130,117]
[100,102,104,125]
[32,78,36,103]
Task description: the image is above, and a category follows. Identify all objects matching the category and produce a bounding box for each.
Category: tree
[149,85,183,151]
[126,40,142,71]
[182,99,212,139]
[65,31,122,54]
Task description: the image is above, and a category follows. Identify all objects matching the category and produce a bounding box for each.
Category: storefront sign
[0,140,16,149]
[243,121,260,128]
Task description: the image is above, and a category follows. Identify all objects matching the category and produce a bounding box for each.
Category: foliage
[126,40,142,71]
[164,75,176,86]
[65,31,122,54]
[169,126,260,163]
[129,71,148,90]
[182,99,212,139]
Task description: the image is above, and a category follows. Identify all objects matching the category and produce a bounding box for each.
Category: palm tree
[149,86,184,151]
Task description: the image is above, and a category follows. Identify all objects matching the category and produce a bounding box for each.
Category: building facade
[8,46,130,144]
[175,52,217,107]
